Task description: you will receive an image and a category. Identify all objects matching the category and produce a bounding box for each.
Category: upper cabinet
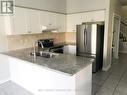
[40,11,57,30]
[12,7,27,35]
[5,7,105,35]
[7,7,41,35]
[66,10,105,32]
[40,11,50,27]
[40,11,66,32]
[26,9,41,34]
[56,14,66,32]
[6,7,66,35]
[93,10,105,22]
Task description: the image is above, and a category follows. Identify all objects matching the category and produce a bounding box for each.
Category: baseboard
[0,78,10,84]
[102,63,111,71]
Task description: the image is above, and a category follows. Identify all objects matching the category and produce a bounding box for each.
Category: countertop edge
[0,48,93,76]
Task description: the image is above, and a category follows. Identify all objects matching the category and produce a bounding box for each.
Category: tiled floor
[0,81,34,95]
[93,53,127,95]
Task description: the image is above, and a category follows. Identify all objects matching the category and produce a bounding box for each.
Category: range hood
[41,25,58,33]
[42,28,58,33]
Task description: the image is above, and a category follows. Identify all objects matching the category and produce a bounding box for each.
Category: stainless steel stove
[38,39,64,53]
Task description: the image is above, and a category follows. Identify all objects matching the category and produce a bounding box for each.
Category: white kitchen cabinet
[49,12,57,28]
[11,7,67,35]
[40,12,58,30]
[93,10,105,22]
[56,14,66,32]
[67,10,105,32]
[40,11,50,27]
[8,56,92,95]
[80,12,93,22]
[4,15,14,35]
[12,7,27,35]
[67,13,87,32]
[8,7,41,35]
[66,14,77,32]
[40,11,66,32]
[26,9,41,34]
[40,11,57,29]
[64,45,76,55]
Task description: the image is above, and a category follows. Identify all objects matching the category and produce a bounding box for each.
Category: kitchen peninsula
[1,48,93,95]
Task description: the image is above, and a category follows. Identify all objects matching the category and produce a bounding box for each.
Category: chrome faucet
[33,40,43,59]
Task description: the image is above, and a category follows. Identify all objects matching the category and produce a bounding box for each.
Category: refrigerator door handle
[85,29,87,47]
[84,29,86,47]
[84,28,87,50]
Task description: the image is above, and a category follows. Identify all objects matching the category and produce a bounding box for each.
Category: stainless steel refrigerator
[76,22,104,72]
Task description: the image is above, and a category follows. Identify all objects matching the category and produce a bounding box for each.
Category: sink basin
[30,51,59,58]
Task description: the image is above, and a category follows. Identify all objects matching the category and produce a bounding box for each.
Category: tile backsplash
[7,32,76,50]
[65,32,76,43]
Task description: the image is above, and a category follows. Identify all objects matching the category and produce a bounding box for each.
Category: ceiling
[120,0,127,5]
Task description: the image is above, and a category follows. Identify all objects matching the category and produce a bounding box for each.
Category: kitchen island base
[9,57,92,95]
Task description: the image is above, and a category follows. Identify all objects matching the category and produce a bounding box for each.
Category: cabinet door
[67,14,82,32]
[26,9,41,34]
[56,14,66,32]
[40,11,50,30]
[67,14,76,32]
[49,12,57,28]
[40,12,57,30]
[4,16,14,35]
[13,7,27,35]
[93,10,105,21]
[81,12,93,22]
[40,11,58,30]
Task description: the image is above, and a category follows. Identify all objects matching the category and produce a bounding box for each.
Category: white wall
[66,0,108,13]
[15,0,66,14]
[0,16,8,52]
[0,16,10,83]
[102,0,122,71]
[0,4,10,83]
[0,54,10,84]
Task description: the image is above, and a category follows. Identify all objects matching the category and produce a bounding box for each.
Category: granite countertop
[1,48,93,76]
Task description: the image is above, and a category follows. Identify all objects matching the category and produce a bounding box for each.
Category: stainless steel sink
[30,51,59,58]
